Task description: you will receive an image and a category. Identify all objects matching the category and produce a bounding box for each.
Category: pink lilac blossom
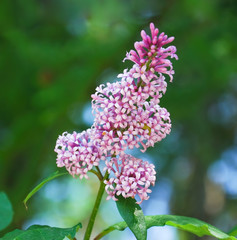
[54,129,103,179]
[132,102,171,152]
[104,154,156,204]
[124,22,178,81]
[117,65,167,104]
[91,79,171,155]
[55,23,177,203]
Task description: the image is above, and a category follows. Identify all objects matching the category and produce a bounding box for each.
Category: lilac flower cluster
[124,23,178,81]
[91,79,171,155]
[55,129,103,179]
[104,154,156,204]
[55,23,177,203]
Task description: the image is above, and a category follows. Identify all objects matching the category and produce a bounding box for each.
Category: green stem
[83,171,109,240]
[95,166,103,180]
[89,169,103,181]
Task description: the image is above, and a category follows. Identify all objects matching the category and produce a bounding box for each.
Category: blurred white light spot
[148,226,177,240]
[82,102,94,125]
[208,147,237,197]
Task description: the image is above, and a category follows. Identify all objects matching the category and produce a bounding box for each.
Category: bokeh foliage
[0,0,237,239]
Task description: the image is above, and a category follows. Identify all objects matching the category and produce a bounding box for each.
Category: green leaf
[116,196,147,240]
[23,171,68,209]
[228,225,237,237]
[0,230,24,240]
[95,215,236,240]
[0,223,82,240]
[145,215,235,239]
[0,192,14,231]
[94,221,127,240]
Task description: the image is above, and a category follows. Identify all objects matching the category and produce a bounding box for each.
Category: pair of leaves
[0,192,13,231]
[4,171,237,240]
[1,172,81,240]
[0,223,82,240]
[111,196,236,240]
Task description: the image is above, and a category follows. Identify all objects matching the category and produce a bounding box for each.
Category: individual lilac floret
[54,129,102,179]
[124,22,178,81]
[104,154,156,204]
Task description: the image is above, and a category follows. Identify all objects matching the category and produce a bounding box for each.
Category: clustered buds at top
[124,22,178,82]
[55,23,177,203]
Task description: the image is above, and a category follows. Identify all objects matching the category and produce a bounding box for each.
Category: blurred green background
[0,0,237,239]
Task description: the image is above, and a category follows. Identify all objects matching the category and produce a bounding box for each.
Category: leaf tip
[23,201,28,210]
